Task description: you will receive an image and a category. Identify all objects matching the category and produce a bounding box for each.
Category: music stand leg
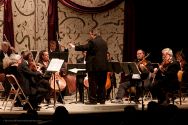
[141,81,144,111]
[53,73,56,107]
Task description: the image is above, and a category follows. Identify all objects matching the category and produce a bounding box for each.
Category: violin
[29,61,43,73]
[137,53,150,66]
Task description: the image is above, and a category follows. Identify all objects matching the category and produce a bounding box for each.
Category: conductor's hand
[69,43,75,48]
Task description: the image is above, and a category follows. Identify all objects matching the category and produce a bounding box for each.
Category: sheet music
[68,68,86,73]
[47,58,64,72]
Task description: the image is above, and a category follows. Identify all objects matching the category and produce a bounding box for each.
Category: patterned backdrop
[0,0,124,87]
[0,0,124,64]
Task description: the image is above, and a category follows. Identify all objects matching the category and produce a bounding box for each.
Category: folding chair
[4,74,33,111]
[0,73,5,98]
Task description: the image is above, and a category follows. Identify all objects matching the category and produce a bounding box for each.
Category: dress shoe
[14,102,23,107]
[99,101,105,104]
[134,100,141,104]
[85,101,97,105]
[23,103,31,110]
[77,100,84,104]
[57,99,65,104]
[34,106,41,111]
[111,99,124,104]
[46,100,51,105]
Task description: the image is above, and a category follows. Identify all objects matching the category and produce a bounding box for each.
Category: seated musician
[175,50,188,83]
[152,48,181,105]
[111,49,154,104]
[3,54,23,107]
[38,50,66,104]
[106,52,117,100]
[17,51,51,110]
[0,42,17,98]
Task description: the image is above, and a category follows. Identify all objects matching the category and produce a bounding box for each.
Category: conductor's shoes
[111,99,124,104]
[99,101,105,104]
[85,101,97,105]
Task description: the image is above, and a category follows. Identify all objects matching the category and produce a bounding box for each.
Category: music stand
[47,58,64,107]
[107,62,123,74]
[49,51,69,62]
[121,62,145,111]
[67,63,86,104]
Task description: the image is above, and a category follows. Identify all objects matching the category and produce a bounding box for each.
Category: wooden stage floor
[1,96,188,125]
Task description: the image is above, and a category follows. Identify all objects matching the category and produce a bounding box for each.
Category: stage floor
[1,96,188,125]
[1,95,188,115]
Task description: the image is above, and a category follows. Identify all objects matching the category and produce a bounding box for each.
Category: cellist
[37,50,67,104]
[106,52,117,100]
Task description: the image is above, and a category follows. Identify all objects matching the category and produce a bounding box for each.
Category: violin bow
[3,34,9,42]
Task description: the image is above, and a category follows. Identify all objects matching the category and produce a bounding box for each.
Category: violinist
[0,42,17,98]
[152,48,181,105]
[17,51,51,110]
[112,49,154,104]
[0,41,16,73]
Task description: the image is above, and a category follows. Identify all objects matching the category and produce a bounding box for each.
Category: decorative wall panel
[12,0,48,53]
[0,3,4,47]
[58,1,124,63]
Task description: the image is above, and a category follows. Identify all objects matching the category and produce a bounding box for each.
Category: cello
[50,72,67,91]
[83,72,111,90]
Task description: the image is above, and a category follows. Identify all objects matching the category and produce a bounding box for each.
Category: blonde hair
[162,48,173,57]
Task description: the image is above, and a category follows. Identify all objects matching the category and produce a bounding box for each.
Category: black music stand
[47,58,64,108]
[120,62,145,111]
[107,62,123,74]
[67,63,86,104]
[49,51,69,62]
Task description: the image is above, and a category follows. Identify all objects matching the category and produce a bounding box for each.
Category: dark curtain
[48,0,59,50]
[123,0,136,62]
[3,0,14,47]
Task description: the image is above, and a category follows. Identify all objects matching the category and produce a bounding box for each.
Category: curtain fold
[48,0,59,50]
[3,0,14,47]
[123,0,136,62]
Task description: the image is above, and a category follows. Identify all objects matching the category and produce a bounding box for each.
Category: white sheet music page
[47,58,64,72]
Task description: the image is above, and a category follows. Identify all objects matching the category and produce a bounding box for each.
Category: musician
[152,48,181,105]
[175,50,188,83]
[106,51,117,100]
[0,41,16,73]
[38,50,66,104]
[37,50,53,104]
[3,54,23,107]
[0,42,16,98]
[49,40,60,53]
[69,28,108,104]
[38,50,51,79]
[17,51,51,110]
[76,51,87,103]
[111,49,153,104]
